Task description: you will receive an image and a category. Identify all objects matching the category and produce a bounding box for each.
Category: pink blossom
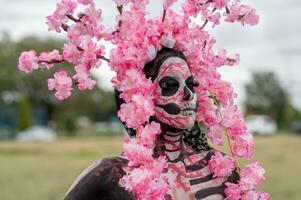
[210,80,236,107]
[53,0,77,20]
[232,133,254,158]
[47,71,73,100]
[243,8,259,26]
[137,122,161,148]
[123,138,153,166]
[241,190,258,200]
[118,100,153,129]
[209,124,224,146]
[208,151,235,178]
[18,50,39,73]
[67,23,87,46]
[45,15,65,33]
[77,0,92,5]
[240,161,266,190]
[112,69,153,103]
[63,43,81,64]
[39,49,63,69]
[72,64,96,90]
[80,37,102,67]
[225,3,259,26]
[213,0,229,9]
[113,0,130,7]
[222,104,248,137]
[224,182,241,200]
[257,191,271,200]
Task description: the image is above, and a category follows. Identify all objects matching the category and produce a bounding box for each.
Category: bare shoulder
[64,156,133,200]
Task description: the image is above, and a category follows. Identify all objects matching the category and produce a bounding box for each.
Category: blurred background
[0,0,301,200]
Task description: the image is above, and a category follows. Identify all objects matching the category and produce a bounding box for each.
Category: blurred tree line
[244,72,301,130]
[0,33,116,134]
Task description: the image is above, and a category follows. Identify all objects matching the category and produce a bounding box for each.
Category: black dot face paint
[153,57,198,130]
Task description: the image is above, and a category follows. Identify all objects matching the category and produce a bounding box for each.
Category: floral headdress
[18,0,270,199]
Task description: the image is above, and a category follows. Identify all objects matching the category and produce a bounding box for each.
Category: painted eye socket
[185,76,199,93]
[159,76,179,96]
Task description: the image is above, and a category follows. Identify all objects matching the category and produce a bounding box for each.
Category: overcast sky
[1,0,301,108]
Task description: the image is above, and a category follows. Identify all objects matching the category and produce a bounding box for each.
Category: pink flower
[232,133,254,158]
[63,43,81,64]
[47,71,73,100]
[213,0,229,9]
[210,80,236,107]
[241,190,258,200]
[243,8,259,26]
[39,49,63,69]
[224,182,241,200]
[18,50,39,73]
[77,0,92,5]
[72,64,96,90]
[163,0,176,10]
[208,151,235,178]
[225,3,259,26]
[123,138,153,166]
[113,0,130,7]
[46,15,65,33]
[137,122,161,148]
[222,104,248,137]
[209,124,224,146]
[67,23,87,46]
[80,37,102,67]
[118,101,153,129]
[257,191,271,200]
[240,161,266,190]
[53,0,77,20]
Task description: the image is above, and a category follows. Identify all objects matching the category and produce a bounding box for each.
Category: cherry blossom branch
[62,24,69,32]
[200,7,217,30]
[211,96,241,176]
[113,5,123,35]
[97,55,110,62]
[66,14,81,23]
[225,6,230,14]
[162,9,167,22]
[76,46,110,62]
[38,59,64,64]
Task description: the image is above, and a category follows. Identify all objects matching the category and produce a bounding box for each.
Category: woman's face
[153,57,198,130]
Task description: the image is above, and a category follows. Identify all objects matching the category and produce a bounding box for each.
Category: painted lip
[181,102,197,116]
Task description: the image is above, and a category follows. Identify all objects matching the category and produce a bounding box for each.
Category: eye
[159,76,179,96]
[185,76,199,93]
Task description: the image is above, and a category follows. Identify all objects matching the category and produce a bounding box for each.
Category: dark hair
[114,47,210,152]
[143,47,187,81]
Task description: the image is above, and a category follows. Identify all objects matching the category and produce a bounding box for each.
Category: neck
[158,129,191,161]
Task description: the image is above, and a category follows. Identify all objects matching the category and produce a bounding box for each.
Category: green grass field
[0,134,300,200]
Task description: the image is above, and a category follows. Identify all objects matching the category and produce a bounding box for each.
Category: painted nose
[183,86,193,101]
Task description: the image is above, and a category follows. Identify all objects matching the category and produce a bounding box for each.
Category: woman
[64,48,239,200]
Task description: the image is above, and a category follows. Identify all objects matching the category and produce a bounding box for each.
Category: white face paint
[153,57,198,130]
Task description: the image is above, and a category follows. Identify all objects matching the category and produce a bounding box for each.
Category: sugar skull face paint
[154,57,199,130]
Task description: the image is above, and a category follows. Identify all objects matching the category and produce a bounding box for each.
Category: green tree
[244,72,289,129]
[18,95,33,131]
[1,34,116,133]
